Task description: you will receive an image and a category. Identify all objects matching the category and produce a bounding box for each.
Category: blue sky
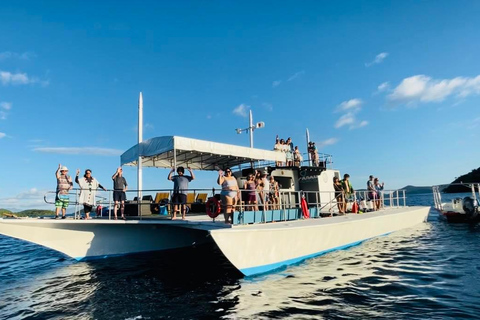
[1,1,479,210]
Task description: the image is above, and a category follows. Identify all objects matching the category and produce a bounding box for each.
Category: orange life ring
[206,197,221,218]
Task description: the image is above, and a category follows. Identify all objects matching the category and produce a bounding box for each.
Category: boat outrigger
[432,183,480,223]
[0,135,430,277]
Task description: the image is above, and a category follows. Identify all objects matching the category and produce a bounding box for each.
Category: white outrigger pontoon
[0,135,430,277]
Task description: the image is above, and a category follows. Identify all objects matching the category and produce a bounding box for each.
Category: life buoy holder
[206,197,221,218]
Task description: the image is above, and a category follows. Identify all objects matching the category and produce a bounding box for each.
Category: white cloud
[0,71,35,85]
[272,80,282,88]
[316,138,339,148]
[335,113,368,130]
[0,132,6,139]
[0,111,6,120]
[388,74,480,104]
[0,102,12,110]
[377,82,390,93]
[0,188,51,210]
[0,51,35,60]
[365,52,389,67]
[336,98,363,112]
[232,104,249,117]
[335,113,355,128]
[287,70,305,82]
[33,147,123,156]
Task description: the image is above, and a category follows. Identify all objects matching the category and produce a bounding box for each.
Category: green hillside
[0,208,55,217]
[443,167,480,193]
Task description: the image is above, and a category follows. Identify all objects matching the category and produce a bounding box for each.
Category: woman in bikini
[243,174,258,211]
[217,168,239,224]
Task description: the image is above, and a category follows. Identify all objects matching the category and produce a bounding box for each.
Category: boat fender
[352,201,359,214]
[463,197,478,219]
[206,197,221,218]
[301,197,310,219]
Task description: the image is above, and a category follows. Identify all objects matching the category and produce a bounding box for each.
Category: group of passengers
[307,141,320,167]
[332,173,385,214]
[367,175,385,211]
[243,170,280,212]
[217,168,281,224]
[333,174,355,214]
[54,164,128,220]
[273,135,303,167]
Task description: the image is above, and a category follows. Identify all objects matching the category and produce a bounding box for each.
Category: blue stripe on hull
[240,232,391,277]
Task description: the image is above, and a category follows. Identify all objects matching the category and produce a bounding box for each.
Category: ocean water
[1,194,480,320]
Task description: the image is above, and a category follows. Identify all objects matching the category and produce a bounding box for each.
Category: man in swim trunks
[55,164,73,219]
[168,166,195,220]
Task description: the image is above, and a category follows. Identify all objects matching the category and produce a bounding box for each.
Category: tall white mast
[306,128,311,166]
[137,92,143,214]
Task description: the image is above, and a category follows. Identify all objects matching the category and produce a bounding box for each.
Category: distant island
[0,208,55,218]
[442,167,480,193]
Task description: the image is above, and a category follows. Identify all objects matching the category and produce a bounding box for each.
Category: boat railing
[44,188,218,220]
[234,152,333,172]
[43,185,408,223]
[432,183,480,211]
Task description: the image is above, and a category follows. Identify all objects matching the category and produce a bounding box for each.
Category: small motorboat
[433,183,480,223]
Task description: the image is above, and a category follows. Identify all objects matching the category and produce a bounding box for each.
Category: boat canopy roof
[120,136,286,171]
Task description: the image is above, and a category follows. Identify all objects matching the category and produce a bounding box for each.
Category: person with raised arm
[112,167,128,220]
[168,166,195,220]
[54,164,73,219]
[75,169,107,219]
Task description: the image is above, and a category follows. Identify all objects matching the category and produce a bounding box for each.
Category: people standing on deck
[217,168,239,224]
[112,167,128,220]
[168,166,195,220]
[285,137,294,167]
[293,146,302,167]
[269,176,279,210]
[243,174,258,211]
[54,164,73,219]
[308,142,319,166]
[374,178,385,210]
[274,135,283,166]
[341,174,355,204]
[261,171,270,210]
[367,175,378,210]
[255,170,265,209]
[333,177,345,214]
[75,169,107,219]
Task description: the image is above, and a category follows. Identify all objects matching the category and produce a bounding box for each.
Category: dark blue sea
[1,193,480,320]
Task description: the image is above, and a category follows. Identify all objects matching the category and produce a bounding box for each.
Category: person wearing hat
[54,163,73,219]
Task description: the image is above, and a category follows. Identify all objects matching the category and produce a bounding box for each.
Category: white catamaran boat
[0,93,430,277]
[0,135,430,277]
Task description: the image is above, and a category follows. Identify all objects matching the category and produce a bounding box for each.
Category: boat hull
[0,219,210,260]
[209,206,430,277]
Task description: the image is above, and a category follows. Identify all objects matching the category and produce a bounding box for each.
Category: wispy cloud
[0,188,51,210]
[272,80,282,88]
[0,102,12,110]
[33,147,123,156]
[376,82,390,93]
[232,104,250,117]
[388,74,480,105]
[316,138,339,148]
[262,102,273,111]
[0,70,48,86]
[287,70,305,82]
[334,112,368,130]
[0,51,36,61]
[365,52,389,67]
[0,101,12,120]
[0,132,6,139]
[336,98,363,112]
